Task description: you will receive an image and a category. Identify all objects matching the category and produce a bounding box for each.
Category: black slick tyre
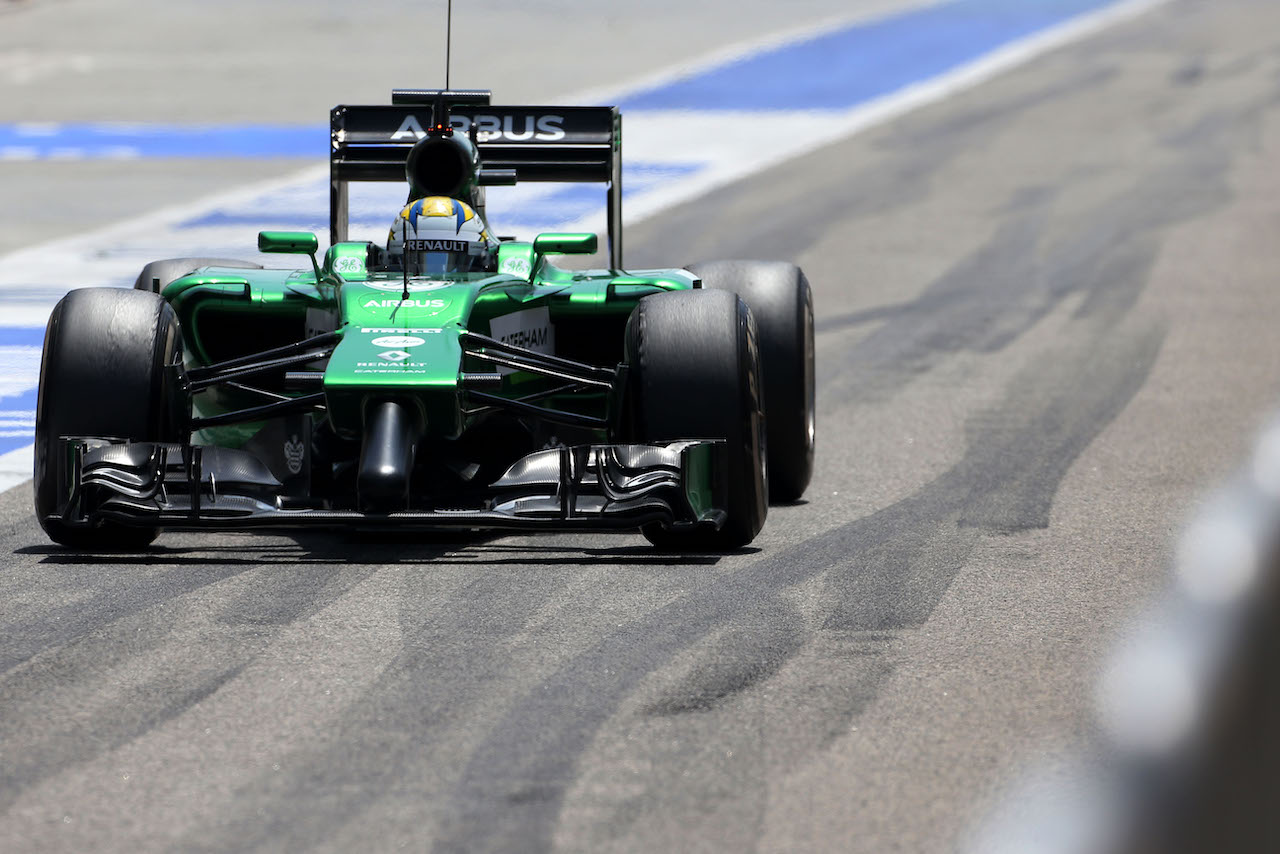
[624,289,767,550]
[34,288,189,550]
[134,257,262,293]
[687,260,815,502]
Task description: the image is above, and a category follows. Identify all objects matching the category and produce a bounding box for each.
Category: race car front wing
[46,437,725,533]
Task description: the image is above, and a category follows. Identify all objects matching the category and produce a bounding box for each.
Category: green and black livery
[35,90,815,551]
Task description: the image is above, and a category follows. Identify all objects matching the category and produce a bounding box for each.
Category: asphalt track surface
[4,0,1280,851]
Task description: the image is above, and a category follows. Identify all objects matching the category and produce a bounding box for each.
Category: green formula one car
[34,89,814,551]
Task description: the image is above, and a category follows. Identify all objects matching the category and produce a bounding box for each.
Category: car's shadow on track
[15,532,742,568]
[404,542,736,567]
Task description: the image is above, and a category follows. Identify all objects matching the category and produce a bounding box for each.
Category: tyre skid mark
[424,308,1164,852]
[167,560,603,851]
[419,77,1271,848]
[0,662,246,815]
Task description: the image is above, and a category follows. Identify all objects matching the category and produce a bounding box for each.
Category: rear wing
[330,89,623,268]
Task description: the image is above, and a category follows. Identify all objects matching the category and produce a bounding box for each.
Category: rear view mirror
[533,233,598,255]
[258,231,319,254]
[258,231,321,280]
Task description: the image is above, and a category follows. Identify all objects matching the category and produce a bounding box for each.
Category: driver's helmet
[386,196,497,274]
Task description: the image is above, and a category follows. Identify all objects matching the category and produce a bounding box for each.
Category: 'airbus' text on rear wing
[330,89,622,267]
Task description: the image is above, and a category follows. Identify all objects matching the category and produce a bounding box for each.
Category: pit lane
[3,0,1280,851]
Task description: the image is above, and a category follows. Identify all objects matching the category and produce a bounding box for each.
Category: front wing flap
[48,438,725,533]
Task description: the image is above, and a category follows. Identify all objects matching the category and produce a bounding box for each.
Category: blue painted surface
[0,327,45,347]
[622,0,1122,111]
[0,438,31,456]
[0,0,1132,159]
[0,123,325,159]
[0,387,36,456]
[0,330,46,456]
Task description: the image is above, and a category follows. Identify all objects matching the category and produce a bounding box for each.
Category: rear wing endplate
[331,90,623,268]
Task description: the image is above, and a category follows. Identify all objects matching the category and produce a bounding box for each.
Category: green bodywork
[48,92,738,538]
[163,235,698,448]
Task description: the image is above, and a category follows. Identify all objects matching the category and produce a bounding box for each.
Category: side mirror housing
[258,231,319,254]
[533,233,598,256]
[258,231,322,280]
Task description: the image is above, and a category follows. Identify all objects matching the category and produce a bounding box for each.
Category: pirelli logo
[405,238,467,252]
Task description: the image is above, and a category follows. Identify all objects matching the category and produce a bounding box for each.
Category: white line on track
[0,444,33,488]
[0,51,96,86]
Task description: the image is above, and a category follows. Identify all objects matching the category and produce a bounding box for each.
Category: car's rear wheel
[134,257,262,293]
[624,289,767,550]
[687,260,815,502]
[34,288,189,550]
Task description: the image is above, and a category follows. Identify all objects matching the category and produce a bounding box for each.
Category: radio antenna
[401,219,410,299]
[445,0,453,90]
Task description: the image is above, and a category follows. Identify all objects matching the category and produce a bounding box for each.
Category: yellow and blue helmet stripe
[399,196,475,233]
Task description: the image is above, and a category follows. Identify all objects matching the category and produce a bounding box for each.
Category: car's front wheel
[624,288,767,551]
[34,288,189,549]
